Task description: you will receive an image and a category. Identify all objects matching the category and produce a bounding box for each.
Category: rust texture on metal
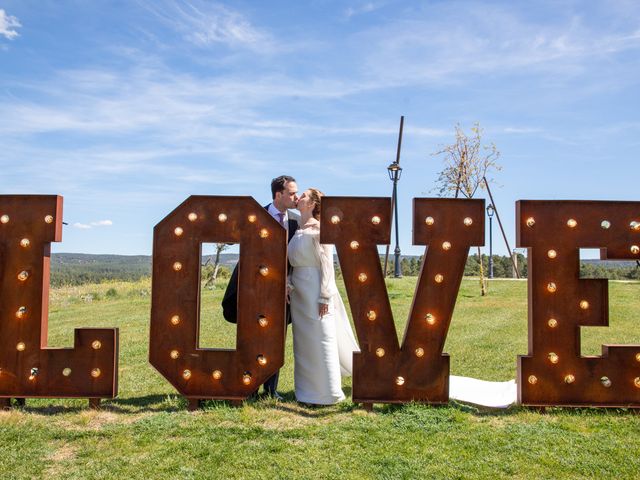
[517,200,640,407]
[321,197,484,404]
[149,196,287,401]
[0,195,119,400]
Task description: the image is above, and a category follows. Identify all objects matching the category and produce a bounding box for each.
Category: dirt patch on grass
[43,442,78,476]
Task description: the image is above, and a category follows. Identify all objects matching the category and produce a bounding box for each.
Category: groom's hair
[271,175,296,199]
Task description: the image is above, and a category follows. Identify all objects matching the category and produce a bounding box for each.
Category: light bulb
[425,216,435,226]
[564,374,575,384]
[631,245,640,255]
[547,282,557,293]
[18,271,29,282]
[415,348,424,357]
[63,368,72,377]
[350,241,359,250]
[212,370,222,380]
[630,221,640,231]
[92,340,102,350]
[0,214,9,223]
[366,310,377,321]
[371,216,381,225]
[182,369,191,380]
[395,376,405,386]
[634,377,640,388]
[44,215,53,224]
[528,375,538,385]
[636,353,640,363]
[257,355,267,366]
[91,368,101,378]
[548,352,559,364]
[259,266,269,276]
[16,306,27,319]
[601,220,611,229]
[188,213,198,222]
[567,219,577,228]
[174,227,183,236]
[330,215,341,224]
[242,373,252,385]
[20,238,30,248]
[375,348,385,357]
[463,217,473,226]
[526,217,535,227]
[171,315,180,325]
[16,342,25,351]
[548,318,558,328]
[218,213,227,222]
[258,315,268,327]
[259,228,269,238]
[173,262,182,271]
[170,350,180,359]
[442,241,451,250]
[579,300,589,310]
[358,273,368,283]
[547,250,557,259]
[425,313,436,325]
[434,274,444,283]
[248,214,257,223]
[601,376,612,388]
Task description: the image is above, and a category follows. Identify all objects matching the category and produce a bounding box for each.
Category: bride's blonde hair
[307,188,324,220]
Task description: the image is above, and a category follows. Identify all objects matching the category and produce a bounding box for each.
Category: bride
[288,188,360,405]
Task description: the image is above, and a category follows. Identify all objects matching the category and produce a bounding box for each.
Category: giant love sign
[1,194,639,410]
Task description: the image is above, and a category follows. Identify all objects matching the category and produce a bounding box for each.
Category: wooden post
[88,398,101,409]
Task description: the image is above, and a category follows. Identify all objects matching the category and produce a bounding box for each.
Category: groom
[222,175,300,400]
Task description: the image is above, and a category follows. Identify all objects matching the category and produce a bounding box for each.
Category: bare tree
[203,243,229,288]
[432,123,501,295]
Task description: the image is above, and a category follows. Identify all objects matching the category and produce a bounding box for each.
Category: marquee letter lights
[149,196,286,406]
[0,196,118,408]
[517,201,640,408]
[321,197,484,405]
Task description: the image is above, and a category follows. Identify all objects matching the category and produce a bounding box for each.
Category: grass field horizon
[2,277,640,479]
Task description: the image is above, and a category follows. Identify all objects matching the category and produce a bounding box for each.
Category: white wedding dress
[288,224,360,405]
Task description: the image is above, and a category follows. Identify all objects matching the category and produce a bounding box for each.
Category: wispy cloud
[73,220,113,229]
[345,2,387,19]
[0,9,21,40]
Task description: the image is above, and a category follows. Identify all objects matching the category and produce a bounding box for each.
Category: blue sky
[1,1,639,256]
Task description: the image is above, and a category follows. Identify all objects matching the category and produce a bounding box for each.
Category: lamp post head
[387,162,402,181]
[487,204,495,218]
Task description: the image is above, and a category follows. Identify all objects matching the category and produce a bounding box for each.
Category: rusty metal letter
[517,200,640,407]
[321,197,484,404]
[0,195,118,404]
[149,196,287,401]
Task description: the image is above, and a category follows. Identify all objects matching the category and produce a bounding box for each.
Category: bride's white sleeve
[314,233,339,304]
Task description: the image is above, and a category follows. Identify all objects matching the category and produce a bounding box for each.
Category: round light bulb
[567,219,577,228]
[601,376,612,388]
[170,350,180,359]
[242,373,252,385]
[579,300,589,310]
[564,374,575,384]
[330,215,341,224]
[258,315,268,327]
[0,214,9,224]
[366,310,377,321]
[171,315,180,325]
[415,348,424,358]
[395,376,405,386]
[18,271,29,282]
[548,318,558,328]
[174,227,183,236]
[212,370,222,380]
[528,375,538,385]
[526,217,535,227]
[350,241,360,250]
[63,368,72,377]
[20,238,30,248]
[91,368,101,378]
[92,340,102,350]
[425,216,435,226]
[188,212,198,222]
[425,313,436,325]
[631,245,640,255]
[601,220,611,229]
[16,306,27,319]
[259,266,269,276]
[434,274,444,283]
[16,342,25,351]
[248,214,257,223]
[371,216,381,225]
[442,241,451,251]
[634,377,640,388]
[173,262,182,271]
[257,355,267,366]
[463,217,473,226]
[548,352,559,364]
[182,369,191,380]
[375,348,385,357]
[636,352,640,363]
[358,273,368,283]
[547,250,557,259]
[630,221,640,231]
[547,282,557,293]
[218,213,228,222]
[259,228,269,238]
[44,215,53,224]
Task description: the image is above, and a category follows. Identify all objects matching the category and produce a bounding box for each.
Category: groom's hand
[319,303,328,317]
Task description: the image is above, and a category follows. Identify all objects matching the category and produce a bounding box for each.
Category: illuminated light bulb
[92,340,102,350]
[18,271,29,282]
[547,282,557,293]
[259,228,269,238]
[601,376,612,388]
[174,227,183,236]
[564,374,575,384]
[548,352,559,364]
[442,241,452,251]
[631,245,640,255]
[463,217,473,226]
[259,265,269,276]
[371,216,381,225]
[601,220,611,229]
[16,342,25,351]
[257,355,267,366]
[182,369,191,380]
[212,370,222,380]
[350,241,360,250]
[91,368,101,378]
[188,212,198,222]
[548,318,558,328]
[579,300,589,310]
[567,219,577,228]
[330,215,341,224]
[20,238,30,248]
[44,215,53,224]
[415,348,425,358]
[0,214,9,224]
[16,306,27,319]
[634,377,640,388]
[425,216,435,226]
[248,214,257,223]
[375,348,385,357]
[257,315,268,327]
[528,375,538,385]
[171,315,180,325]
[29,368,38,381]
[636,353,640,363]
[170,350,180,360]
[547,250,557,259]
[218,213,228,223]
[173,262,182,271]
[242,372,252,385]
[63,368,72,377]
[425,313,436,325]
[358,273,368,283]
[630,221,640,231]
[395,376,405,386]
[434,274,444,283]
[366,310,377,321]
[526,217,535,227]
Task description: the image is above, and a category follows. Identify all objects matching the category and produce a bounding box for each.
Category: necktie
[277,212,286,228]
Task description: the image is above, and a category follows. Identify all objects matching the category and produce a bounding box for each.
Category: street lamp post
[388,162,403,278]
[487,204,495,279]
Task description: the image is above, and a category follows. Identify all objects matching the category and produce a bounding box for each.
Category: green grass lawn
[2,277,640,479]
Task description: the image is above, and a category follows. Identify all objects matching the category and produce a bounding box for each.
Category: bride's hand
[318,303,328,317]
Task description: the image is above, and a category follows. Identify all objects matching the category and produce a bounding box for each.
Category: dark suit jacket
[221,204,299,323]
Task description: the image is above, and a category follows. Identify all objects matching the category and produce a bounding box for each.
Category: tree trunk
[477,246,487,296]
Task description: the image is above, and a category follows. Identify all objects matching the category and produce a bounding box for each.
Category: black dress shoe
[266,391,284,401]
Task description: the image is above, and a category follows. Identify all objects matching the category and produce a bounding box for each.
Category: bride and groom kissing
[222,175,359,405]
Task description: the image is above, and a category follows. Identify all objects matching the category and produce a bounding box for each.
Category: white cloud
[72,220,113,229]
[345,2,386,19]
[0,9,21,40]
[73,223,91,229]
